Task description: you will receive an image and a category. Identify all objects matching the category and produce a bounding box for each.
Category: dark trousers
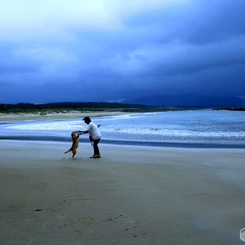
[90,136,101,156]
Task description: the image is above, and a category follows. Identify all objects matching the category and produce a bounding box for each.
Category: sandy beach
[1,139,245,245]
[0,111,125,122]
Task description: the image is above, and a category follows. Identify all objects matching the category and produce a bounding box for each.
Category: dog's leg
[72,149,77,159]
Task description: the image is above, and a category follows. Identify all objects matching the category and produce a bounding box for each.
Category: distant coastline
[0,101,204,119]
[0,101,168,114]
[3,101,241,116]
[213,107,245,111]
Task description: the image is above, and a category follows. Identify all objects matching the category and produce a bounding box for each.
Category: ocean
[1,109,245,148]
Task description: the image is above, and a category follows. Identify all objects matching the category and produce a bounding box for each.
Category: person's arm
[79,130,89,135]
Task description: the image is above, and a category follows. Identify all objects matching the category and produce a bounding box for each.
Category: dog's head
[71,131,78,138]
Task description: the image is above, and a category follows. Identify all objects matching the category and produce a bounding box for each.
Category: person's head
[83,117,91,124]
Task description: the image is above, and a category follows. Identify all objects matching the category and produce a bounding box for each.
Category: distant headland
[213,107,245,111]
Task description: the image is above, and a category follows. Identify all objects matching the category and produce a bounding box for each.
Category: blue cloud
[0,0,245,103]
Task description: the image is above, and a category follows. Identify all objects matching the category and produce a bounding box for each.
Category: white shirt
[87,122,101,140]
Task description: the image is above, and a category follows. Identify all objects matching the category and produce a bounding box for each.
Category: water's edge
[1,135,245,148]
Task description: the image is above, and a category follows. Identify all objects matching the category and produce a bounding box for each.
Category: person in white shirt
[79,117,101,158]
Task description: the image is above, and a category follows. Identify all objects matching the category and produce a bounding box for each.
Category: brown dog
[64,131,79,159]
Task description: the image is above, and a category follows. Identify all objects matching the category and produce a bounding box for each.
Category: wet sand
[1,140,245,244]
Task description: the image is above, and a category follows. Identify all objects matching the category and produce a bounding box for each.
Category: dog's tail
[64,149,71,154]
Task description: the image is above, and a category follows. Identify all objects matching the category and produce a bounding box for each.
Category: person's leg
[93,139,100,157]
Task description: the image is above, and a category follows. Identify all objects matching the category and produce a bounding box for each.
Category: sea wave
[1,110,245,144]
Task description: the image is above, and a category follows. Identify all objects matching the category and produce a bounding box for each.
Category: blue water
[1,110,245,147]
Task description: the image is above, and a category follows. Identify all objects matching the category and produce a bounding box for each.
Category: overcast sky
[0,0,245,104]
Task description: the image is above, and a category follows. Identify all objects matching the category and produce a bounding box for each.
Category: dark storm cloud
[0,42,40,75]
[123,0,245,44]
[0,0,245,103]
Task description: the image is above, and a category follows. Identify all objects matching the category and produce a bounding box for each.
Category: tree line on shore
[2,102,243,114]
[0,102,166,113]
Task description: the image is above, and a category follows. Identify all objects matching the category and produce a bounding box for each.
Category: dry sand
[0,111,124,122]
[1,140,245,245]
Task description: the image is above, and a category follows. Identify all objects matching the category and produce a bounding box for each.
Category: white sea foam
[100,113,145,121]
[101,127,245,138]
[7,120,83,131]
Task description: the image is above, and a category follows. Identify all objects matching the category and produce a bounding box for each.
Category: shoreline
[1,137,245,149]
[1,140,245,244]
